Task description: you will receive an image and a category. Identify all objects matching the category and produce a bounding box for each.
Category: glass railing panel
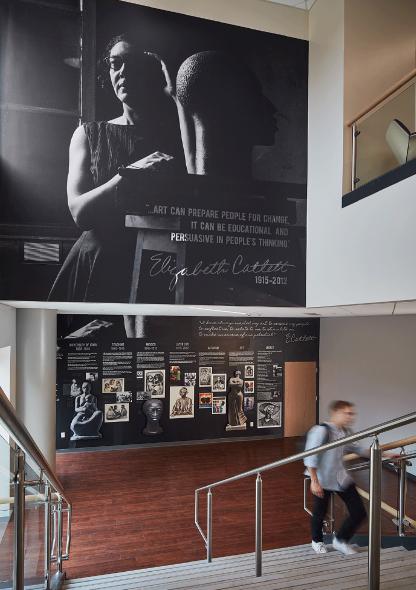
[49,497,60,586]
[0,437,16,590]
[355,81,416,189]
[24,461,45,589]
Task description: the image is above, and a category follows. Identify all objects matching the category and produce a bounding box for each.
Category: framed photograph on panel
[199,392,212,409]
[243,396,255,412]
[104,403,129,423]
[116,392,132,403]
[244,380,254,394]
[211,373,227,392]
[170,365,181,383]
[185,372,197,387]
[102,378,124,393]
[199,367,212,387]
[170,386,194,418]
[257,402,281,428]
[145,369,165,398]
[212,396,227,415]
[244,365,254,378]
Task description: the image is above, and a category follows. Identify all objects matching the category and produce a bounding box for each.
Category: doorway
[284,361,317,437]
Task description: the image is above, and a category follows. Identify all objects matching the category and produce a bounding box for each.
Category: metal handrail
[346,67,416,128]
[196,411,416,492]
[0,387,70,506]
[195,410,416,589]
[348,68,416,191]
[304,450,416,534]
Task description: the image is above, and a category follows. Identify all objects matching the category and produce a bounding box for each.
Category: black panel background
[56,315,319,450]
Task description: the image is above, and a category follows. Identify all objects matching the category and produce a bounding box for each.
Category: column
[16,309,57,470]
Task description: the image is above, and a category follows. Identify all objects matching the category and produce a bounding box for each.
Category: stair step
[99,549,403,590]
[65,543,313,585]
[64,544,316,586]
[62,546,415,590]
[225,554,416,590]
[314,565,416,590]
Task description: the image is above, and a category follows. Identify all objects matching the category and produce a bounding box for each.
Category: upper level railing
[348,68,416,192]
[194,411,416,590]
[0,387,72,590]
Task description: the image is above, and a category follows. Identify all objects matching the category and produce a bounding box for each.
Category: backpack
[319,422,331,445]
[315,422,351,446]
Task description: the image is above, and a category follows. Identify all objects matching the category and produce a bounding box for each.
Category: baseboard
[56,433,282,453]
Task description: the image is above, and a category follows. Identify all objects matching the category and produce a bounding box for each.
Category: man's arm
[308,467,324,498]
[304,425,327,497]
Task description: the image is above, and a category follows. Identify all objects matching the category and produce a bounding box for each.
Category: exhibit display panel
[56,315,319,449]
[0,0,308,307]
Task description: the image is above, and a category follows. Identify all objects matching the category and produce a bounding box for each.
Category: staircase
[61,544,416,590]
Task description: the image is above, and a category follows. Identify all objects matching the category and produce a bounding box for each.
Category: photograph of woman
[48,34,183,302]
[1,0,307,306]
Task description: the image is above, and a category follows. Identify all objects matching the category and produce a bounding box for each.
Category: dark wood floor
[55,438,415,580]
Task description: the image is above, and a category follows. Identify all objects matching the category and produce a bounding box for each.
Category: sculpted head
[176,50,276,147]
[143,398,163,421]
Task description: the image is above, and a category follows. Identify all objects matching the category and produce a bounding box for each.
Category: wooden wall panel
[284,361,317,437]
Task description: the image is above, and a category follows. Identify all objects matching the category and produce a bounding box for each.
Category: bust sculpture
[142,398,163,436]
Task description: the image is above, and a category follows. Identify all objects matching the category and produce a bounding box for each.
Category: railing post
[351,122,357,191]
[56,496,63,573]
[398,453,407,537]
[368,437,382,590]
[13,449,25,590]
[255,473,262,578]
[195,490,199,528]
[44,484,51,589]
[329,492,335,535]
[207,488,212,563]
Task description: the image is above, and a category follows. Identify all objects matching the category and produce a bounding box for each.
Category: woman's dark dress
[49,122,159,302]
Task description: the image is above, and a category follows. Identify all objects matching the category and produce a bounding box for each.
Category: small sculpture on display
[70,381,103,441]
[226,370,247,431]
[142,398,164,436]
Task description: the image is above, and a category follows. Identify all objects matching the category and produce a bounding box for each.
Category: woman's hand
[127,151,174,171]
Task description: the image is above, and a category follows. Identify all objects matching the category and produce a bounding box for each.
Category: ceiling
[263,0,316,11]
[2,299,416,318]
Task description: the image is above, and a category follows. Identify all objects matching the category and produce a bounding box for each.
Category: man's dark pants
[312,484,367,543]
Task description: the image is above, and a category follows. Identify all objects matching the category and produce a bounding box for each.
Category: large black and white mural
[0,0,308,306]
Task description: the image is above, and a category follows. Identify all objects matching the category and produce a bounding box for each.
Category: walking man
[304,400,395,555]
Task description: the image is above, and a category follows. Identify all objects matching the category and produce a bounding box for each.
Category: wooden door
[284,361,317,437]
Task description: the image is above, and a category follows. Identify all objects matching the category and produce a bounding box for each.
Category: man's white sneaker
[311,541,328,554]
[332,536,358,555]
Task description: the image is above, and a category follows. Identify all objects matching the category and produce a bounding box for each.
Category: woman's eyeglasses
[105,53,150,72]
[104,56,130,71]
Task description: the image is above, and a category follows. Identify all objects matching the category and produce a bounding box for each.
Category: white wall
[122,0,308,39]
[319,316,416,475]
[0,303,16,515]
[307,0,416,307]
[0,304,16,405]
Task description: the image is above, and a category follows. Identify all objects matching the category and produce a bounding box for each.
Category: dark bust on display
[142,398,163,436]
[70,381,103,440]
